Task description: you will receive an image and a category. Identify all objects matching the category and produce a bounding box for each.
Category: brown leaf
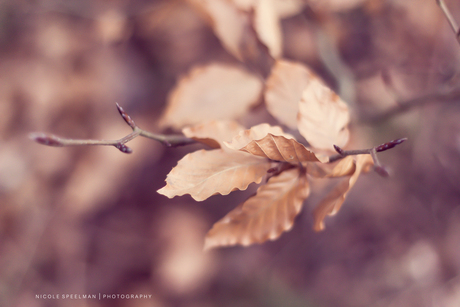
[253,0,282,59]
[265,60,316,129]
[241,133,327,163]
[186,0,249,60]
[224,123,294,151]
[157,149,272,201]
[272,0,306,18]
[298,77,350,150]
[308,156,356,178]
[312,155,374,231]
[160,64,263,129]
[204,168,309,249]
[182,120,245,149]
[232,0,306,19]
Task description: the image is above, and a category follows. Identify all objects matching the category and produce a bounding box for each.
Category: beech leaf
[253,0,282,59]
[224,123,294,151]
[157,149,272,201]
[232,0,306,19]
[160,64,263,129]
[241,133,327,163]
[182,120,245,149]
[298,77,350,150]
[265,60,316,129]
[204,168,310,249]
[186,0,249,60]
[313,155,374,231]
[308,156,356,178]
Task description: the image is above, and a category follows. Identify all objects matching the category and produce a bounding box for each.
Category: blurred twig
[437,0,460,45]
[361,87,460,123]
[30,103,196,153]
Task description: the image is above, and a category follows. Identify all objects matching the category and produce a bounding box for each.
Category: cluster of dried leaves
[25,0,404,251]
[154,0,386,250]
[157,58,375,249]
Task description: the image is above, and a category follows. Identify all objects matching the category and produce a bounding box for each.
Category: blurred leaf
[232,0,307,19]
[157,149,272,201]
[186,0,249,60]
[265,60,316,129]
[253,0,283,58]
[160,63,263,129]
[182,120,245,149]
[241,133,327,163]
[272,0,306,18]
[298,77,350,150]
[313,155,374,231]
[205,168,309,249]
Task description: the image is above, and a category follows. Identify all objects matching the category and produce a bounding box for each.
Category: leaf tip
[313,222,325,232]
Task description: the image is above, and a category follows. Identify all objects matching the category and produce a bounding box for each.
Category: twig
[437,0,460,45]
[31,104,406,173]
[329,138,407,176]
[30,103,196,154]
[361,88,460,123]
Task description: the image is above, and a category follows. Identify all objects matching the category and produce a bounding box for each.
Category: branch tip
[375,137,407,152]
[29,133,64,147]
[115,143,133,154]
[333,144,345,155]
[115,102,136,129]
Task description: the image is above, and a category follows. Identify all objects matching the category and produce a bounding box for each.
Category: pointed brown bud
[375,138,407,152]
[116,103,136,129]
[333,144,345,155]
[29,133,64,147]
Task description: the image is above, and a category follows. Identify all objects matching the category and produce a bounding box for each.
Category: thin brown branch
[329,138,407,176]
[437,0,460,45]
[361,88,460,123]
[30,103,197,153]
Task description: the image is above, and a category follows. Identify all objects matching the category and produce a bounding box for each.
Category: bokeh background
[2,0,460,306]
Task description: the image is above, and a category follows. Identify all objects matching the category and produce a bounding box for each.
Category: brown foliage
[160,63,263,129]
[157,149,273,201]
[204,168,310,249]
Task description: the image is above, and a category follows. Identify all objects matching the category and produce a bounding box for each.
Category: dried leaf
[186,0,249,60]
[308,156,356,178]
[253,0,282,59]
[224,123,294,151]
[313,155,374,231]
[204,168,309,249]
[158,149,272,201]
[160,64,263,129]
[265,59,316,129]
[272,0,306,18]
[241,133,326,163]
[182,120,245,149]
[298,77,350,150]
[232,0,306,19]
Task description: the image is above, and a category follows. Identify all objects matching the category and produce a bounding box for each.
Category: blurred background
[2,0,460,306]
